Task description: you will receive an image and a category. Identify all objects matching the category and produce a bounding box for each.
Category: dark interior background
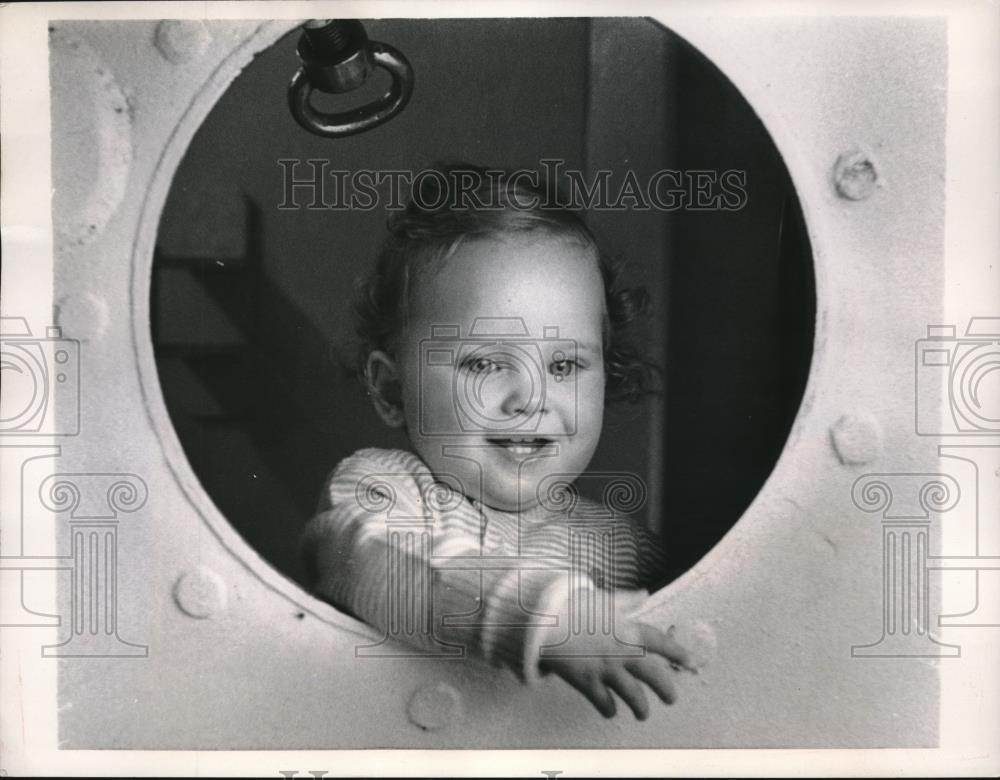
[152,18,813,588]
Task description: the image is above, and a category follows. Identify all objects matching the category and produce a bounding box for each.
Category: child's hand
[538,619,693,720]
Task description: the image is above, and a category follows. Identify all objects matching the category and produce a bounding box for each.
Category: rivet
[173,565,227,619]
[830,412,883,465]
[54,293,110,342]
[833,149,879,201]
[154,20,212,64]
[407,682,462,731]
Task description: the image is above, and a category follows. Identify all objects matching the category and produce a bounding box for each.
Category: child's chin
[475,489,541,514]
[477,470,584,514]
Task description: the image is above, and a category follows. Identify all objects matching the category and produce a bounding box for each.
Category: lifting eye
[288,19,414,139]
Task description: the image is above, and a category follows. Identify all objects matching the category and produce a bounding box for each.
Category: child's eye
[465,357,504,374]
[550,359,578,378]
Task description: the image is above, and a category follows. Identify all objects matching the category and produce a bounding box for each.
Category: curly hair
[353,162,659,404]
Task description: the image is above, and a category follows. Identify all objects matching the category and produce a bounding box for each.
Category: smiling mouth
[486,437,555,456]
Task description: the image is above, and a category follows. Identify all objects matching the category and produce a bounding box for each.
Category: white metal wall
[7,6,986,754]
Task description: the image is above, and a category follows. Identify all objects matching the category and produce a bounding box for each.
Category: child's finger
[626,657,678,705]
[569,676,617,719]
[605,670,650,720]
[639,623,694,670]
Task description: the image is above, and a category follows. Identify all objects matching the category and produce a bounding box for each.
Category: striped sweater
[301,448,669,682]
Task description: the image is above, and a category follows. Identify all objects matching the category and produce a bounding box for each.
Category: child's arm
[302,449,551,664]
[301,451,580,667]
[526,511,694,718]
[301,449,692,718]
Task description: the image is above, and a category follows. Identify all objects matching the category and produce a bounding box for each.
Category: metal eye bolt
[288,19,414,139]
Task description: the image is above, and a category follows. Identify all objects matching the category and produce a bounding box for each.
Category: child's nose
[496,370,547,420]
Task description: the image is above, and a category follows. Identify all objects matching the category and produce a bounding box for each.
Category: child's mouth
[485,436,554,456]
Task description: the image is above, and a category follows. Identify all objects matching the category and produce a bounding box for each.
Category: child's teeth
[488,437,550,454]
[496,439,550,455]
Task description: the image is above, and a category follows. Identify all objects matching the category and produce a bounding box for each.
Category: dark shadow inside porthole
[152,18,814,589]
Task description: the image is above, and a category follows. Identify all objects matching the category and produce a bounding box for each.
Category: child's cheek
[580,367,606,416]
[405,364,457,434]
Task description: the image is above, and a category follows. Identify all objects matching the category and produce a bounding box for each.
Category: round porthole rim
[129,16,827,637]
[129,19,383,641]
[638,17,829,601]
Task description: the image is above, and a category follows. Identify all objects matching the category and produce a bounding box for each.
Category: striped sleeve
[630,521,671,589]
[300,448,594,682]
[301,448,429,626]
[565,498,671,592]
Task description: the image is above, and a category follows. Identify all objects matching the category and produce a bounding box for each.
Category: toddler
[302,164,692,720]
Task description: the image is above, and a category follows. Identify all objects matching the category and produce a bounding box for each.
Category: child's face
[391,233,607,512]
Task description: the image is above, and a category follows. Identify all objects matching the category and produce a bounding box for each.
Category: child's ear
[365,351,406,428]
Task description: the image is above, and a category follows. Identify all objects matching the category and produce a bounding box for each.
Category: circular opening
[150,17,814,593]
